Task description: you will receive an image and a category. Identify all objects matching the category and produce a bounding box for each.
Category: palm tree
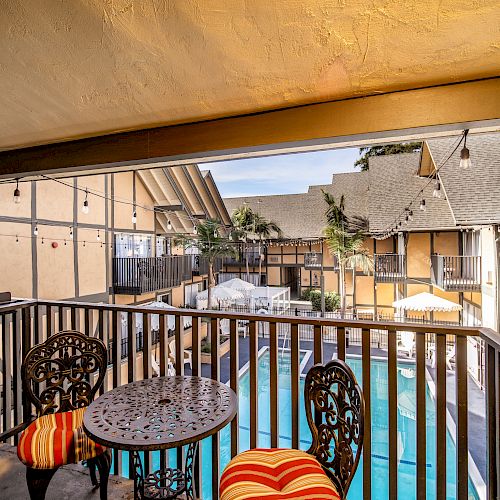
[175,219,236,309]
[231,205,257,281]
[322,190,373,316]
[253,214,282,284]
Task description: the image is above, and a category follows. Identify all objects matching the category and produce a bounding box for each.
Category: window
[463,230,480,256]
[184,283,201,307]
[463,301,481,326]
[156,235,171,257]
[114,233,153,257]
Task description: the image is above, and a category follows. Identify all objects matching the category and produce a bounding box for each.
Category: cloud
[206,148,360,198]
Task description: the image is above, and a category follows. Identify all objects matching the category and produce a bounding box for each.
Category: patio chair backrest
[22,330,107,416]
[304,359,364,499]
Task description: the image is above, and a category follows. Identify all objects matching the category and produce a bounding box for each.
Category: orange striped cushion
[220,448,340,500]
[17,407,105,469]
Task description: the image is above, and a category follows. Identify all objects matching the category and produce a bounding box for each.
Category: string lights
[460,129,471,169]
[132,207,137,224]
[82,189,89,214]
[13,179,21,204]
[378,130,471,238]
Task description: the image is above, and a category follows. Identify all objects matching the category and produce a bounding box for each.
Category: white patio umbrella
[196,286,244,309]
[392,292,462,312]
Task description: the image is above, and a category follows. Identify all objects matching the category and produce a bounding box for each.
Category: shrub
[307,290,340,312]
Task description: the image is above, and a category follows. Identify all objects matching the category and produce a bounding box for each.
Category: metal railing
[112,256,192,294]
[191,255,222,276]
[0,298,499,499]
[431,255,482,291]
[224,251,263,266]
[374,254,406,282]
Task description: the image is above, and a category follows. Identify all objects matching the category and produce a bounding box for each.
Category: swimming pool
[121,349,479,499]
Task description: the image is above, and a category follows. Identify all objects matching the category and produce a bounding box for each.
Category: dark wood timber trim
[0,78,498,178]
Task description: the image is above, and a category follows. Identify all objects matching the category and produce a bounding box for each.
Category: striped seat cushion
[220,448,340,500]
[17,407,105,469]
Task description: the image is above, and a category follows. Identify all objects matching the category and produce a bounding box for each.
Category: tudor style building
[223,134,500,330]
[0,165,230,308]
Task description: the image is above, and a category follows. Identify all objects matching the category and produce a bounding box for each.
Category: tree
[252,214,282,284]
[175,219,236,309]
[231,206,282,283]
[354,142,422,171]
[322,190,373,316]
[231,205,255,280]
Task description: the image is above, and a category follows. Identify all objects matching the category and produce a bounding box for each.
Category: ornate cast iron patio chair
[0,330,111,500]
[220,359,364,500]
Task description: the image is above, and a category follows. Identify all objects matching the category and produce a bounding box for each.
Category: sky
[205,147,361,198]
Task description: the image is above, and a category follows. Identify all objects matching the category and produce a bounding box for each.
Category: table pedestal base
[132,442,198,500]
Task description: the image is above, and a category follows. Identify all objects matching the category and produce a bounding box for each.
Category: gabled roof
[426,133,500,225]
[224,171,369,239]
[368,153,456,234]
[224,133,500,238]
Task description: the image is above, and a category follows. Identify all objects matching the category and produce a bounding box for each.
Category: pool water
[121,349,479,499]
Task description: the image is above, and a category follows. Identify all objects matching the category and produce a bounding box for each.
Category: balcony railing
[431,255,482,291]
[224,251,263,267]
[112,255,192,294]
[0,299,499,499]
[374,253,406,282]
[191,255,222,276]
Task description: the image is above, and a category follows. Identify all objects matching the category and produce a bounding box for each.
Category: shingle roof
[224,134,500,237]
[368,153,456,233]
[427,133,500,225]
[224,172,369,239]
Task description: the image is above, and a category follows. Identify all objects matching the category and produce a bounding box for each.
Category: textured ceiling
[1,0,499,150]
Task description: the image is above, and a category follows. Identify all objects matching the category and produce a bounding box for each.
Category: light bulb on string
[83,241,86,247]
[167,220,172,230]
[16,235,19,243]
[132,208,137,224]
[420,199,426,211]
[69,227,73,239]
[193,225,197,235]
[33,225,38,236]
[97,230,101,241]
[408,210,414,222]
[13,179,21,204]
[82,189,89,214]
[459,129,472,169]
[433,181,442,198]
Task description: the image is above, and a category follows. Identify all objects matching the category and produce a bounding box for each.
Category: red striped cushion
[220,448,340,500]
[17,407,105,469]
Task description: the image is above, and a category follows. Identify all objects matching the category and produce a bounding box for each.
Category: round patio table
[83,376,237,500]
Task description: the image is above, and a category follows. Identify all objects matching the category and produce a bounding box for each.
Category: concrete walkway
[0,444,134,500]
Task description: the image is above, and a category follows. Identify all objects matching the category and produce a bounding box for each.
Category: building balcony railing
[374,253,406,282]
[191,255,222,276]
[224,251,264,267]
[0,298,498,499]
[112,255,192,295]
[431,255,482,291]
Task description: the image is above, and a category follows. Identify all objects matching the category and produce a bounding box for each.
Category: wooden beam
[0,78,499,178]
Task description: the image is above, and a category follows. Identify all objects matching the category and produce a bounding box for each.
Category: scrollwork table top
[83,376,237,451]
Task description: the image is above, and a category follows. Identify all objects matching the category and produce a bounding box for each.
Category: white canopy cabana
[196,286,245,309]
[219,277,256,292]
[392,292,462,312]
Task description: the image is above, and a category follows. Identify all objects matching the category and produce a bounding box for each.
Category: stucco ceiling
[1,0,499,151]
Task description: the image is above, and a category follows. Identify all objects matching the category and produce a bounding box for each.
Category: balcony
[224,250,264,267]
[112,255,192,294]
[431,255,482,291]
[374,253,406,282]
[191,255,222,276]
[0,299,499,499]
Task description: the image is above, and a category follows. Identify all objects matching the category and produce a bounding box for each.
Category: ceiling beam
[0,78,499,178]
